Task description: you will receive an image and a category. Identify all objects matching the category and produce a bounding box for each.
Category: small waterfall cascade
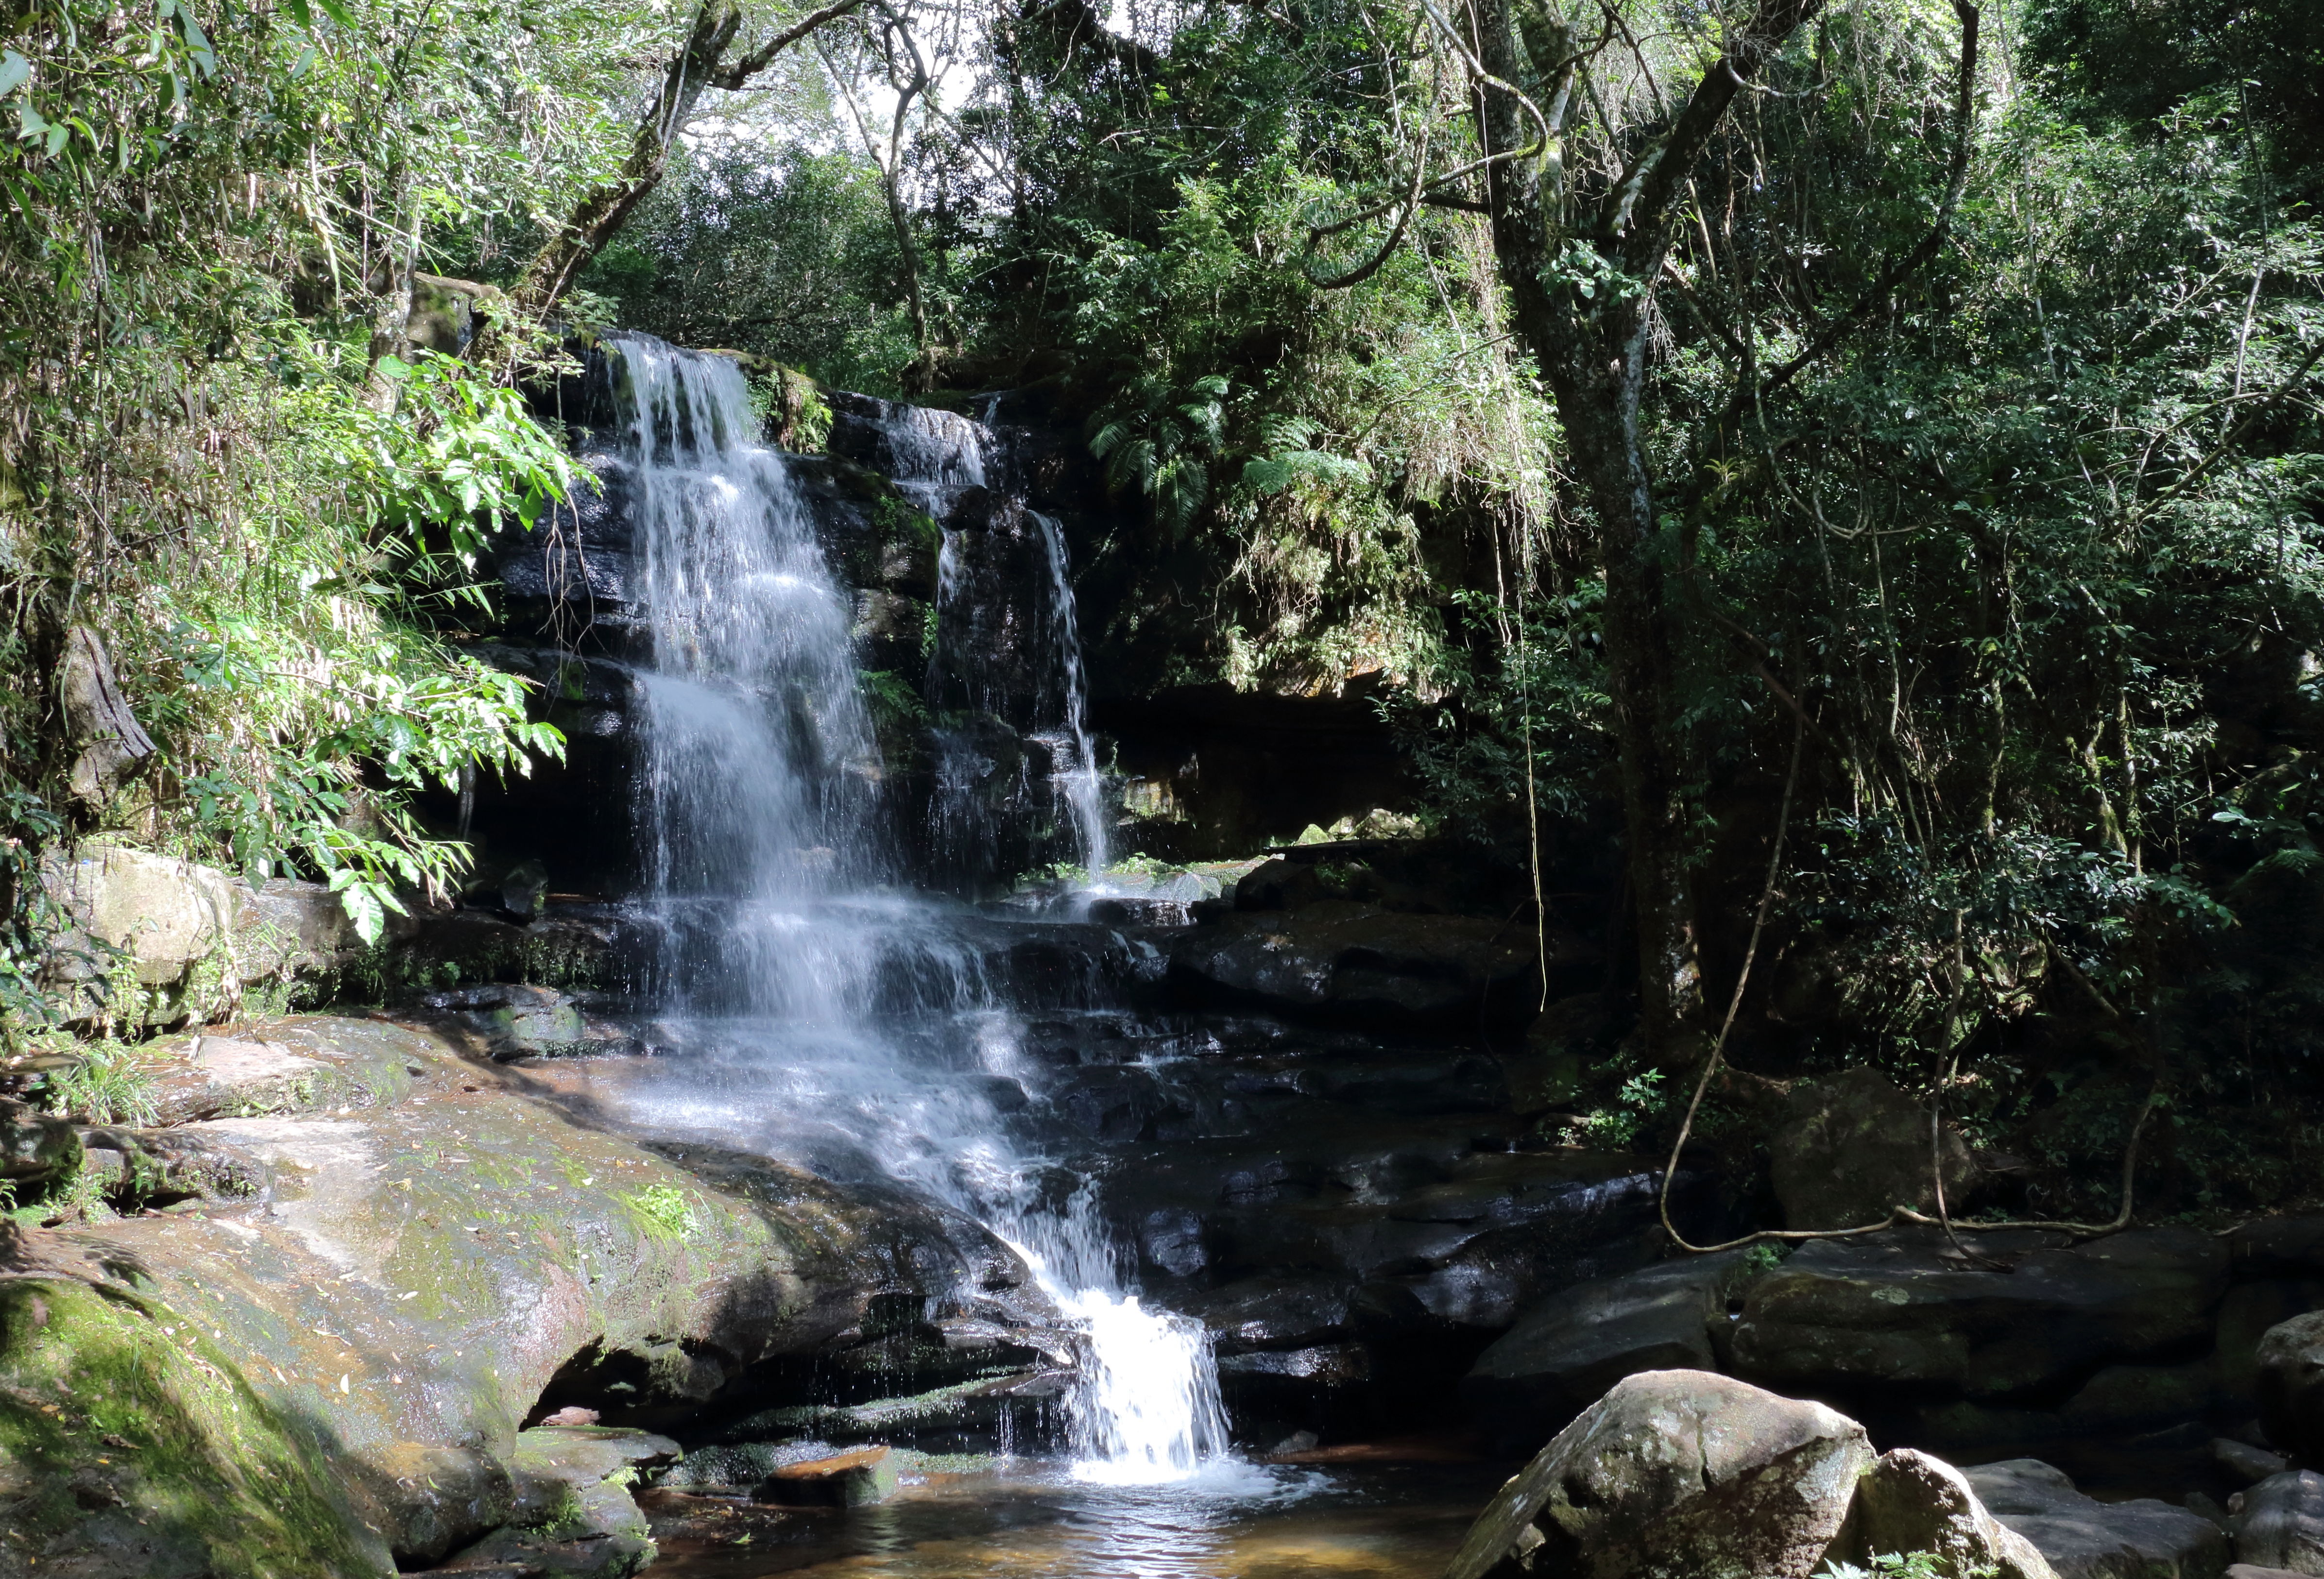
[877,401,1112,889]
[606,337,1221,1483]
[616,334,878,1016]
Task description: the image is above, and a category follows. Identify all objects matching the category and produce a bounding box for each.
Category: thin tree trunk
[1469,0,1823,1064]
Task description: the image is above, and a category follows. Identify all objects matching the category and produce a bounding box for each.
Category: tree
[468,0,872,379]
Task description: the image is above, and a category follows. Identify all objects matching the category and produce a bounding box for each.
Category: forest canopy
[3,0,2321,1206]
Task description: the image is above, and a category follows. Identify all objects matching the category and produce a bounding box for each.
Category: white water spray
[610,337,1223,1485]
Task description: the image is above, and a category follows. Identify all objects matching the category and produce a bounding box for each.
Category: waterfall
[606,334,1221,1484]
[890,403,1111,888]
[1031,509,1109,882]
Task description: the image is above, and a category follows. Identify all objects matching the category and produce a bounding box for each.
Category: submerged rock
[1441,1369,1874,1579]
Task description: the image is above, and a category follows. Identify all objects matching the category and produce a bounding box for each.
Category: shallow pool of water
[639,1457,1505,1578]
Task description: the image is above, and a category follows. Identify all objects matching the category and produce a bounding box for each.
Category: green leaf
[0,49,30,97]
[314,0,355,26]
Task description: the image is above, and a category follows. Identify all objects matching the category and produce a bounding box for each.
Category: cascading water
[898,402,1111,889]
[605,333,1221,1484]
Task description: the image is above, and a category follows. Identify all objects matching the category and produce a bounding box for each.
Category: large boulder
[1462,1251,1768,1448]
[1441,1369,1875,1579]
[1732,1227,2230,1401]
[2234,1471,2324,1576]
[2258,1313,2324,1461]
[40,842,238,991]
[1962,1460,2229,1579]
[1770,1069,1978,1231]
[1830,1449,2057,1579]
[0,1014,1058,1577]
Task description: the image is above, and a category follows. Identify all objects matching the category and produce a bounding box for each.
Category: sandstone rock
[1462,1250,1768,1448]
[1830,1448,2058,1579]
[2259,1312,2324,1461]
[0,1013,1056,1577]
[753,1443,898,1508]
[1963,1459,2229,1579]
[0,1097,82,1182]
[2233,1471,2324,1576]
[1732,1227,2230,1401]
[1769,1068,1978,1231]
[2221,1282,2324,1398]
[2227,1567,2314,1579]
[1441,1369,1874,1579]
[2230,1217,2324,1278]
[41,842,237,989]
[233,877,360,980]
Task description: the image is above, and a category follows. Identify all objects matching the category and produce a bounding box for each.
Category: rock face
[36,843,361,1027]
[1462,1250,1770,1448]
[1441,1369,1875,1579]
[1731,1226,2230,1401]
[1170,900,1564,1025]
[2258,1312,2324,1462]
[1962,1459,2229,1579]
[0,1014,1059,1579]
[1769,1069,1978,1231]
[1832,1449,2058,1579]
[2233,1471,2324,1576]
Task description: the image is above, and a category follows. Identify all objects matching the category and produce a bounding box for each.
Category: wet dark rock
[1462,1250,1770,1450]
[2258,1312,2324,1461]
[2218,1438,2290,1485]
[1441,1369,1874,1579]
[1964,1459,2228,1579]
[1769,1068,1979,1231]
[1731,1226,2230,1402]
[1169,900,1586,1026]
[2232,1471,2324,1575]
[2228,1216,2324,1278]
[2057,1358,2230,1433]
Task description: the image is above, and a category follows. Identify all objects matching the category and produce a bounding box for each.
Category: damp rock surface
[0,1012,1055,1578]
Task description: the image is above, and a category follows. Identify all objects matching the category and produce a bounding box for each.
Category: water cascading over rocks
[603,333,1220,1481]
[852,396,1109,893]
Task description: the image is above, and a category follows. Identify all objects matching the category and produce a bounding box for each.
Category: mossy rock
[0,1274,393,1577]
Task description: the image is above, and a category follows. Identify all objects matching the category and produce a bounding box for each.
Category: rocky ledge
[0,1015,1063,1578]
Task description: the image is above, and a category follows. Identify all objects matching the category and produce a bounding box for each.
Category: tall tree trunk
[1470,0,1823,1063]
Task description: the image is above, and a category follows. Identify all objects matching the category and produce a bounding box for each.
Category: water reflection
[642,1459,1500,1578]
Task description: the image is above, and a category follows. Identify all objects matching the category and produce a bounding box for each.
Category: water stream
[605,334,1221,1485]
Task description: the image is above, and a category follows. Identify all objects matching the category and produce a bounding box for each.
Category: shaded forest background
[2,0,2321,1218]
